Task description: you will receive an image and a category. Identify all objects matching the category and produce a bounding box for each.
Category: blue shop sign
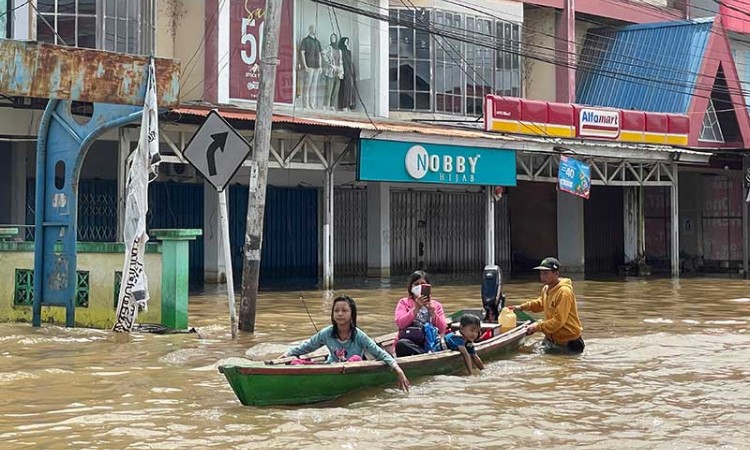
[357,139,516,186]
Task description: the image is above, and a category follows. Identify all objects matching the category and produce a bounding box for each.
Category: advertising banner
[357,139,516,186]
[229,0,295,103]
[558,156,591,199]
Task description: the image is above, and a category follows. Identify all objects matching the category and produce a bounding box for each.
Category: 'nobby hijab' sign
[357,139,516,186]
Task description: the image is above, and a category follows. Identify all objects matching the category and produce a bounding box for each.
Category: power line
[450,0,750,90]
[313,0,750,107]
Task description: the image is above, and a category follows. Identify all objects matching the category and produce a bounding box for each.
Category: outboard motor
[481,265,505,322]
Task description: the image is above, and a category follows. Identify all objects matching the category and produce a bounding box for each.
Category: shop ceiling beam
[331,139,356,170]
[282,135,308,168]
[306,138,330,170]
[159,129,187,163]
[516,153,677,187]
[0,40,180,107]
[271,140,285,167]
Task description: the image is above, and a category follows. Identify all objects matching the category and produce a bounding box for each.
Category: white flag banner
[113,60,161,333]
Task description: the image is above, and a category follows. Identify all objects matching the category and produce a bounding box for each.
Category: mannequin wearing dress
[337,37,357,111]
[322,33,344,110]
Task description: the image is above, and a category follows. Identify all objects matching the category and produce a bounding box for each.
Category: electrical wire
[311,0,750,108]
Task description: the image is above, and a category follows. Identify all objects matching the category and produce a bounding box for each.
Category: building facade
[3,0,749,290]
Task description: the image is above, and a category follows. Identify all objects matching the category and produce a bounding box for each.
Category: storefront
[357,137,516,276]
[483,94,711,276]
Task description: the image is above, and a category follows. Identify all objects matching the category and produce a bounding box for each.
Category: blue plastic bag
[423,322,443,352]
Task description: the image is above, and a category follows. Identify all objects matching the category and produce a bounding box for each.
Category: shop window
[699,99,725,143]
[294,0,378,113]
[389,8,521,116]
[37,0,98,48]
[102,0,155,55]
[36,0,155,55]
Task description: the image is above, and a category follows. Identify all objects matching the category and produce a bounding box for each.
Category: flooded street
[1,277,749,449]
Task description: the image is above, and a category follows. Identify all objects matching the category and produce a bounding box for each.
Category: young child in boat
[281,294,410,391]
[444,314,485,374]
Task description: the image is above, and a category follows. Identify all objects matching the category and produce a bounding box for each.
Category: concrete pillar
[11,1,32,40]
[322,144,334,289]
[375,0,389,117]
[557,191,585,276]
[367,182,390,278]
[670,166,680,278]
[623,186,639,263]
[203,182,226,284]
[555,0,576,103]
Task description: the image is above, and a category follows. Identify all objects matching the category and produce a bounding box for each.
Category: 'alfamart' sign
[484,95,689,146]
[579,108,620,139]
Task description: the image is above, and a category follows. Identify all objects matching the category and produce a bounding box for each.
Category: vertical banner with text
[229,0,294,103]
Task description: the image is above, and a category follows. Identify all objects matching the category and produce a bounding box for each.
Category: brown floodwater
[1,277,749,449]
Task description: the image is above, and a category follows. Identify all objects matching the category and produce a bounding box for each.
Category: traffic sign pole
[219,189,238,338]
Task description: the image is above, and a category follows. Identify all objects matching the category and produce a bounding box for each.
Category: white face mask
[411,285,422,298]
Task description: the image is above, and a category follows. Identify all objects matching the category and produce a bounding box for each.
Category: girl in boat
[281,295,410,392]
[444,313,485,374]
[394,270,448,357]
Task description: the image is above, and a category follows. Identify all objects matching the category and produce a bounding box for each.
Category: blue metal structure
[577,19,713,114]
[33,100,141,327]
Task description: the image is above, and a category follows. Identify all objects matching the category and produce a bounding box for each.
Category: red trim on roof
[688,16,750,148]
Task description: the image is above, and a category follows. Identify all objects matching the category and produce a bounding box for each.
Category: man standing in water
[508,257,585,353]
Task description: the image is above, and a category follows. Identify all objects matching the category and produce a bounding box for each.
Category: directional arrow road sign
[183,110,252,192]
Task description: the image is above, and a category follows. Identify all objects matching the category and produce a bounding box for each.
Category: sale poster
[229,0,295,103]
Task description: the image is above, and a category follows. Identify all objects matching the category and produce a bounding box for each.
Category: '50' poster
[230,0,294,103]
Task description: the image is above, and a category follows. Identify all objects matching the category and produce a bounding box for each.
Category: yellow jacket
[519,278,583,344]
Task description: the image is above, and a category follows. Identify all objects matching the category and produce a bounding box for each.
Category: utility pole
[239,0,283,332]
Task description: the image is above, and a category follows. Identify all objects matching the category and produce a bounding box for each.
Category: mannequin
[300,25,322,109]
[338,37,357,111]
[322,33,344,110]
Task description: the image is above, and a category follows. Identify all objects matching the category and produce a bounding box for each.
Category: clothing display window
[294,1,377,113]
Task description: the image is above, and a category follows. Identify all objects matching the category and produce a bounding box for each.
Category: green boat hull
[219,317,531,406]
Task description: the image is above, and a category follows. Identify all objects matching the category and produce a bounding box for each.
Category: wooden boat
[218,310,534,406]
